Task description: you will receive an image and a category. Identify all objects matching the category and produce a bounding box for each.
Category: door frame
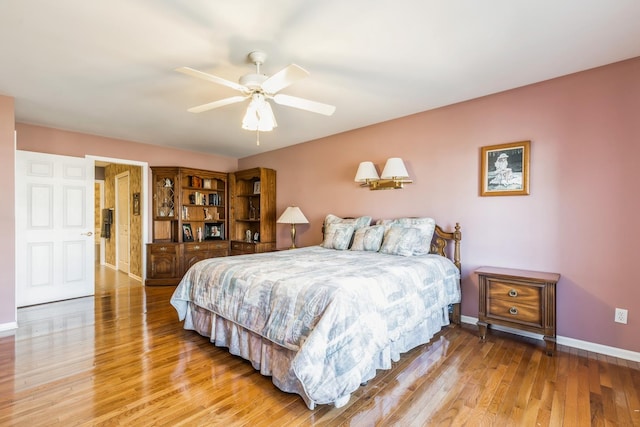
[95,180,106,266]
[87,155,149,283]
[115,171,130,274]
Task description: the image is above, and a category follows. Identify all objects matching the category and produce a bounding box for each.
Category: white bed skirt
[182,301,451,410]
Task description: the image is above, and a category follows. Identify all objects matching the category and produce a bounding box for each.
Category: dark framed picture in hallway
[132,192,140,215]
[182,223,194,242]
[480,140,530,196]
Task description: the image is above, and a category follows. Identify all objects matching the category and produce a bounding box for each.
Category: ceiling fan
[176,51,336,134]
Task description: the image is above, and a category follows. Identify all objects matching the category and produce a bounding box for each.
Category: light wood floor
[1,268,639,426]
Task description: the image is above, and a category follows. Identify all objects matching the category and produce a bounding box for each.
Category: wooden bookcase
[229,167,276,255]
[146,166,228,285]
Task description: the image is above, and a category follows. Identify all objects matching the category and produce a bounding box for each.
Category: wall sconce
[354,158,413,190]
[277,206,309,249]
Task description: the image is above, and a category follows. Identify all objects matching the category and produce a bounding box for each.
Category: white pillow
[324,214,372,230]
[377,217,436,255]
[379,226,422,257]
[321,223,355,250]
[350,225,385,251]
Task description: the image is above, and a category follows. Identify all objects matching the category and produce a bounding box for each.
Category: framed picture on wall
[480,140,530,196]
[132,192,140,215]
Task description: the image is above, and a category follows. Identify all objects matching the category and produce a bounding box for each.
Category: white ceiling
[1,1,639,159]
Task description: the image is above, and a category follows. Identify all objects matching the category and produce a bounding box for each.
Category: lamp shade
[242,93,277,131]
[354,161,380,182]
[381,158,409,179]
[277,206,309,224]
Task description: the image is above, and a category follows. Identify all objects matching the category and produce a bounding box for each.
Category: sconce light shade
[277,206,309,249]
[355,158,413,190]
[354,161,380,183]
[381,157,410,179]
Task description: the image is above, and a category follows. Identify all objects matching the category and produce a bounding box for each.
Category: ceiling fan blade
[187,95,248,113]
[176,67,247,92]
[261,64,309,94]
[273,94,336,116]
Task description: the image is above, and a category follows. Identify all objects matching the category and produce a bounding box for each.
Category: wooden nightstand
[476,266,560,355]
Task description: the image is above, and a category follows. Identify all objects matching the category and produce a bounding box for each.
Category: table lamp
[277,206,309,249]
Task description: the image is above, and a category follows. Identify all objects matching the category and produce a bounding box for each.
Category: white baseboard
[100,264,141,282]
[461,315,640,362]
[128,273,142,282]
[0,321,18,333]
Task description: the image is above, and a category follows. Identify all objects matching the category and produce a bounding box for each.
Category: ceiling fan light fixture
[242,93,277,132]
[178,51,334,141]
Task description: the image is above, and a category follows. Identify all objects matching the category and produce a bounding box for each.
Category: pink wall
[0,96,16,326]
[15,124,238,172]
[240,57,640,353]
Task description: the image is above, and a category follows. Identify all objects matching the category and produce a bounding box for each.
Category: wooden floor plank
[0,266,638,426]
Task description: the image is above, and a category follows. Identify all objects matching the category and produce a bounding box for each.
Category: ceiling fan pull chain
[256,130,260,146]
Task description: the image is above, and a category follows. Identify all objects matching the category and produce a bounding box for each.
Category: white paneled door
[16,151,95,307]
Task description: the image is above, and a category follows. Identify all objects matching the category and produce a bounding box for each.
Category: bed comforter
[170,246,460,408]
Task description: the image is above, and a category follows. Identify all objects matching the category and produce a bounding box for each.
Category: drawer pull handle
[509,307,518,315]
[194,245,200,250]
[160,247,167,252]
[508,289,518,297]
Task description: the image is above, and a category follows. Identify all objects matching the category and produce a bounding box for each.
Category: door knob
[81,231,93,236]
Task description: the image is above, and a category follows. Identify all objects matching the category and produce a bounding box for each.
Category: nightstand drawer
[488,281,541,304]
[487,299,541,325]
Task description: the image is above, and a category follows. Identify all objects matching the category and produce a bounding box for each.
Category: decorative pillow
[379,226,422,257]
[324,214,372,230]
[321,223,356,250]
[350,225,385,252]
[376,217,436,255]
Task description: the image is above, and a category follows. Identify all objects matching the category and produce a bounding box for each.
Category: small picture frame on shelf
[205,223,224,240]
[182,224,194,242]
[253,181,261,194]
[190,176,203,188]
[203,178,212,189]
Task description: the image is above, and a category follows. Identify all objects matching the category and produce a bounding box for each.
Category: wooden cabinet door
[147,244,180,281]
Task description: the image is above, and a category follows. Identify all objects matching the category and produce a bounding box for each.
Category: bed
[170,216,462,409]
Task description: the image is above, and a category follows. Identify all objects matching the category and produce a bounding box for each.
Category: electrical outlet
[615,308,628,324]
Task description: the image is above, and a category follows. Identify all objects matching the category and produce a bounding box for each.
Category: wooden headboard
[431,223,462,325]
[431,223,462,271]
